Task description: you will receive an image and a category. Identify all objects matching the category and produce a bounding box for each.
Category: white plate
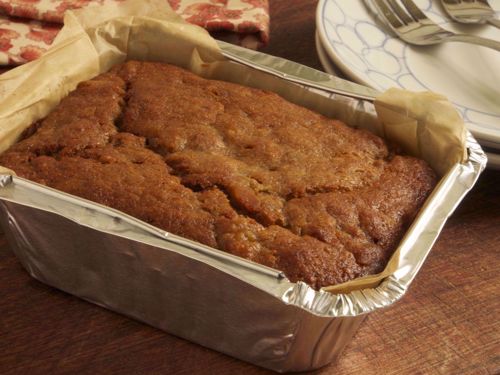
[315,31,341,76]
[316,28,500,169]
[316,0,500,147]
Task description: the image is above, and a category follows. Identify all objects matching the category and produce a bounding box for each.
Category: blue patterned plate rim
[316,0,500,146]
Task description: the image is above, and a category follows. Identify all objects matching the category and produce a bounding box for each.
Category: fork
[372,0,500,51]
[441,0,500,28]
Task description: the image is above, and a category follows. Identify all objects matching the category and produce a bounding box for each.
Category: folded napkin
[0,0,269,65]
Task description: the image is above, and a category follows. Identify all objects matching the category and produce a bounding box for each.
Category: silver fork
[442,0,500,28]
[372,0,500,51]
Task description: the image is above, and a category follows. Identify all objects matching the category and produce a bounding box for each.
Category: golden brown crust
[0,61,437,289]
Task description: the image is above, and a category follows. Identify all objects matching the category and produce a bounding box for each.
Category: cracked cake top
[0,61,437,289]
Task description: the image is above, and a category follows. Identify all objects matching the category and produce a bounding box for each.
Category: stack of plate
[315,0,500,169]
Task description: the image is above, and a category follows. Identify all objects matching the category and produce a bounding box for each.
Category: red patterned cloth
[0,0,269,65]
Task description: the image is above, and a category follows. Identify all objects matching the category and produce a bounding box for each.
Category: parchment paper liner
[0,0,467,293]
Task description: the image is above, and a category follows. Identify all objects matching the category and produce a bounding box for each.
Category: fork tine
[373,0,500,49]
[386,0,414,24]
[400,0,428,22]
[372,0,405,29]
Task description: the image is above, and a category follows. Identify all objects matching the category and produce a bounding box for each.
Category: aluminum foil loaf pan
[0,1,486,372]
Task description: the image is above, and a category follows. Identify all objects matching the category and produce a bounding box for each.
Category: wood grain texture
[1,1,499,374]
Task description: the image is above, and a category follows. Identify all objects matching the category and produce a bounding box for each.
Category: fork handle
[449,34,500,52]
[487,18,500,29]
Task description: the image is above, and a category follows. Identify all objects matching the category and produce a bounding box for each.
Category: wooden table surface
[1,1,499,374]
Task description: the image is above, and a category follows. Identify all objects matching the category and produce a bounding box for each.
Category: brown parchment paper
[374,89,467,176]
[0,0,467,294]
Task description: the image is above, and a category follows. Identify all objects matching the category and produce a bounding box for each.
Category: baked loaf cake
[0,61,437,289]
